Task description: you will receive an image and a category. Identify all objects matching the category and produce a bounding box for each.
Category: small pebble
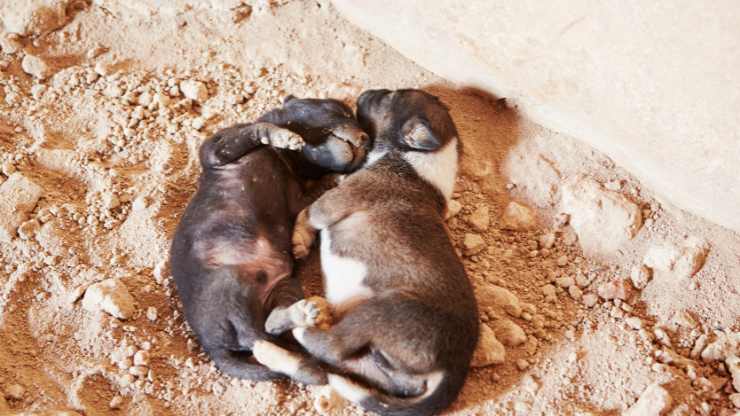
[5,384,25,400]
[556,255,568,267]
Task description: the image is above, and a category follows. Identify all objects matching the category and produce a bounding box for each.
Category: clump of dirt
[1,1,738,415]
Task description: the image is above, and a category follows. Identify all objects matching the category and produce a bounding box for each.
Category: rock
[476,285,522,317]
[0,394,7,410]
[133,350,150,367]
[463,233,485,255]
[146,306,157,321]
[726,355,740,392]
[625,317,643,330]
[0,173,44,242]
[5,383,25,400]
[541,284,556,298]
[673,237,709,278]
[471,324,506,367]
[538,232,555,249]
[491,319,527,347]
[644,237,709,278]
[630,265,653,289]
[445,199,462,219]
[109,395,123,409]
[560,176,642,256]
[314,384,345,415]
[568,285,582,300]
[18,218,40,239]
[21,54,54,79]
[575,273,592,288]
[503,145,561,207]
[624,383,672,416]
[180,79,209,102]
[0,0,84,37]
[700,331,739,362]
[468,205,490,231]
[730,393,740,409]
[82,278,136,320]
[596,278,633,301]
[515,359,529,371]
[555,276,574,288]
[0,35,22,54]
[561,226,578,246]
[501,201,536,231]
[555,255,568,267]
[582,293,599,308]
[690,334,708,359]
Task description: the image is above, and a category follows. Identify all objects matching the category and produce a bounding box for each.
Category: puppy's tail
[328,369,461,416]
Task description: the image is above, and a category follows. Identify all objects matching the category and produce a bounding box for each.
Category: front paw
[292,209,316,259]
[256,123,305,150]
[290,297,333,330]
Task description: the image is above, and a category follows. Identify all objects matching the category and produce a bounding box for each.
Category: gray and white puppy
[170,96,369,386]
[268,89,479,416]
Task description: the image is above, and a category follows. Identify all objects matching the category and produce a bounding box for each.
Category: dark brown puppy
[169,96,369,385]
[269,89,479,415]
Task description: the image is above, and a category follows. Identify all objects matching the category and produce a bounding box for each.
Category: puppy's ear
[401,116,441,150]
[283,95,298,105]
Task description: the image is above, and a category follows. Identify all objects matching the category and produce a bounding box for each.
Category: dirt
[0,1,738,415]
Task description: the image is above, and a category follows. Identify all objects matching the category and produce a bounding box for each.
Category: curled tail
[328,369,463,416]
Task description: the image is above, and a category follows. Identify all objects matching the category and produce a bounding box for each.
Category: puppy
[269,89,479,415]
[170,96,369,385]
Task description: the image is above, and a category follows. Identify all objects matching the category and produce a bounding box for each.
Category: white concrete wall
[332,0,740,233]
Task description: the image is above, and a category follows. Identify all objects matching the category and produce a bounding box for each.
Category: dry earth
[0,1,738,415]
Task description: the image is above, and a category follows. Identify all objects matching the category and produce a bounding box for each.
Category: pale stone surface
[471,324,505,367]
[21,54,54,79]
[500,201,536,231]
[561,176,642,256]
[445,199,462,219]
[0,173,44,242]
[726,355,740,392]
[623,383,672,416]
[701,331,740,363]
[82,278,136,320]
[491,319,527,347]
[0,0,83,36]
[468,205,490,232]
[463,233,485,255]
[180,79,209,102]
[644,237,709,278]
[331,0,740,234]
[476,285,522,318]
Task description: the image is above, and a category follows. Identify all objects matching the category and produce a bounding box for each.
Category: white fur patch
[328,374,371,403]
[320,229,373,306]
[252,340,300,376]
[292,327,306,344]
[403,137,458,202]
[422,370,445,398]
[364,147,388,167]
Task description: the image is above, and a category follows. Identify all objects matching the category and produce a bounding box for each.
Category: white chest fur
[320,229,373,307]
[403,137,458,202]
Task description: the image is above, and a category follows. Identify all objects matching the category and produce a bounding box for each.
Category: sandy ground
[0,1,738,415]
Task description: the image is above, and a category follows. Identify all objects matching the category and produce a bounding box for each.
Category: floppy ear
[401,116,441,150]
[283,94,297,105]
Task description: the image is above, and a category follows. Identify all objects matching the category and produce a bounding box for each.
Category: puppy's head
[356,89,458,156]
[261,96,370,172]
